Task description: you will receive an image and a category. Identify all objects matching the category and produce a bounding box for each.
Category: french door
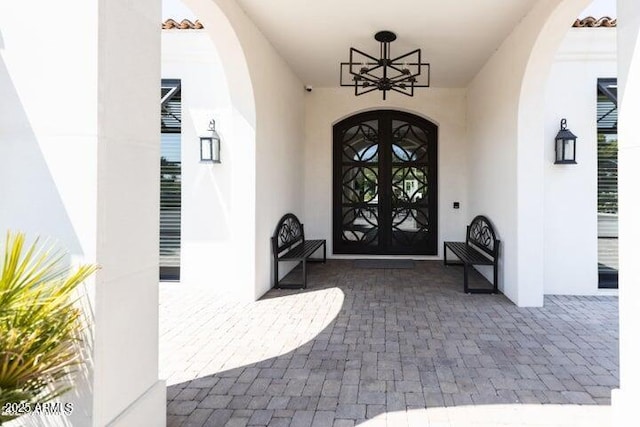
[333,110,438,255]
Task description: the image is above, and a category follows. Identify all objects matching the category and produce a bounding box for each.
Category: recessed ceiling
[235,0,540,88]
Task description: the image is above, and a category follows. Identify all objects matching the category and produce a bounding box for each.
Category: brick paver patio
[160,260,618,427]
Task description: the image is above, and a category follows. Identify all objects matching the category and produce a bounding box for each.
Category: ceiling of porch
[234,0,541,88]
[164,0,616,89]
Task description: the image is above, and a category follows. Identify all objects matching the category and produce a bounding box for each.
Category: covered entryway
[4,0,640,424]
[333,110,438,255]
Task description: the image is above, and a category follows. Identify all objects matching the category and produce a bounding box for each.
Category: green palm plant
[0,232,97,424]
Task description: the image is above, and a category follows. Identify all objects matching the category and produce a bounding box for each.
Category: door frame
[332,109,438,255]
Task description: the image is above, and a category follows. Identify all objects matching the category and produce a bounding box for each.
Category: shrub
[0,232,97,424]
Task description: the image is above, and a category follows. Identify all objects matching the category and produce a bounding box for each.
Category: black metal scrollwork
[342,207,378,243]
[333,110,438,255]
[389,121,430,247]
[342,166,378,204]
[340,121,380,245]
[343,123,379,162]
[391,208,429,245]
[391,123,429,162]
[277,216,302,247]
[391,167,427,203]
[469,217,496,252]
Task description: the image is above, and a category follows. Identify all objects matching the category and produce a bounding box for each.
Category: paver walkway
[160,260,618,427]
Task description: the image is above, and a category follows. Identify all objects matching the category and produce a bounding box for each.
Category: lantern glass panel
[200,137,213,161]
[563,138,575,161]
[555,137,576,163]
[211,136,221,163]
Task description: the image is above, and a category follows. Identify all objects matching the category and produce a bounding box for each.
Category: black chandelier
[340,31,430,100]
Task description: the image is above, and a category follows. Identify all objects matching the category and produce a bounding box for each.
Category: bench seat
[444,242,494,265]
[278,239,326,261]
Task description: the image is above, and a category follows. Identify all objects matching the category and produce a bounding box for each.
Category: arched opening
[169,0,258,301]
[467,0,594,306]
[333,110,438,255]
[515,0,593,304]
[178,0,307,300]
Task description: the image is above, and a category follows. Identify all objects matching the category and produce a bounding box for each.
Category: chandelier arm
[391,61,430,68]
[389,86,412,96]
[350,47,379,63]
[387,63,406,73]
[349,48,380,79]
[356,73,384,85]
[340,63,356,87]
[389,70,424,83]
[387,65,428,81]
[390,49,421,63]
[394,63,430,81]
[359,64,383,77]
[389,75,416,86]
[356,66,391,84]
[355,85,380,96]
[389,65,420,80]
[411,64,430,86]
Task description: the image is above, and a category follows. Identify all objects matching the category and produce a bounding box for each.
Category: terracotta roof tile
[160,16,614,31]
[162,19,204,30]
[572,16,617,28]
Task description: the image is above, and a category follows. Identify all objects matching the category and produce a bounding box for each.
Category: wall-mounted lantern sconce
[200,119,221,163]
[554,118,577,164]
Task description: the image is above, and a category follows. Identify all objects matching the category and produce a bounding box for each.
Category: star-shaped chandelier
[340,31,430,100]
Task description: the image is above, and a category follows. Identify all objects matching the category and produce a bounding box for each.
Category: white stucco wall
[543,28,616,295]
[0,0,164,425]
[467,0,592,306]
[0,4,98,425]
[162,30,253,298]
[303,88,469,257]
[176,0,306,299]
[250,44,305,299]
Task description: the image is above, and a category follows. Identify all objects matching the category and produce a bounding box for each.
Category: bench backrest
[272,213,305,256]
[466,215,500,260]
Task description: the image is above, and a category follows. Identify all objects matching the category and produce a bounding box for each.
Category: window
[597,78,618,289]
[160,79,182,281]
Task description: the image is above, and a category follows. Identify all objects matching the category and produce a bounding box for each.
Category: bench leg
[463,263,469,294]
[443,244,457,266]
[493,262,498,294]
[274,259,279,289]
[302,259,307,289]
[323,242,326,263]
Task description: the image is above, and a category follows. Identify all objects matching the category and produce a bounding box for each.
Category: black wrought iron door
[333,110,438,255]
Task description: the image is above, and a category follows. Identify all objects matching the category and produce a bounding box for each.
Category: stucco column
[613,1,640,425]
[93,0,166,425]
[0,0,165,425]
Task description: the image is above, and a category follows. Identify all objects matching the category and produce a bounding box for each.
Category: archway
[170,0,259,301]
[467,0,592,307]
[515,0,593,304]
[515,0,640,421]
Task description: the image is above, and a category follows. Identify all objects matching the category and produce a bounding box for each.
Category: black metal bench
[272,213,326,289]
[444,215,500,294]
